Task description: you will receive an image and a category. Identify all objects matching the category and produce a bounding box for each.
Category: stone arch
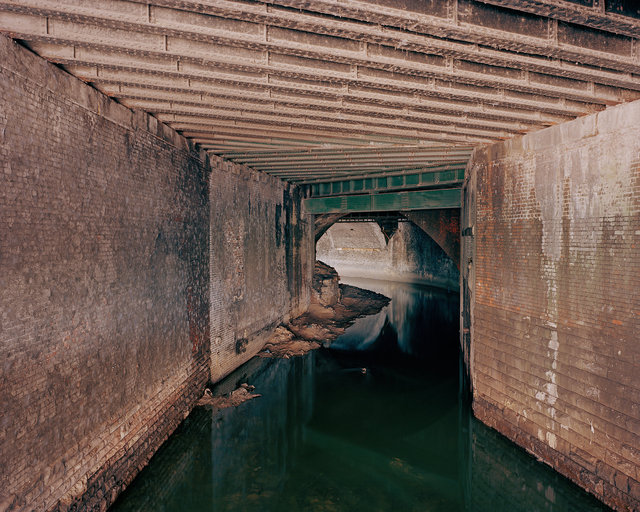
[404,210,460,269]
[316,217,459,290]
[315,210,461,270]
[314,213,348,243]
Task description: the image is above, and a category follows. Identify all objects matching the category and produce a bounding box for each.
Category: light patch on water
[546,485,556,503]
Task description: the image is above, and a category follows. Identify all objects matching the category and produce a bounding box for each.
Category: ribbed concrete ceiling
[1,0,640,183]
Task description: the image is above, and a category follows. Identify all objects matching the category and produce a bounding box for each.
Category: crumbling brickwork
[465,99,640,511]
[0,36,210,511]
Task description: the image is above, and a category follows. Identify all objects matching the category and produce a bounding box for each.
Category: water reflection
[111,280,609,512]
[332,277,459,361]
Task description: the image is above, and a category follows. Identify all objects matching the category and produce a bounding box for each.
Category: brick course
[464,99,640,511]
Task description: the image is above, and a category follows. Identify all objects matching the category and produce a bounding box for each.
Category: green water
[111,278,610,512]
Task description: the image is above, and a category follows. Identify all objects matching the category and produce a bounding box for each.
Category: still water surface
[112,278,609,512]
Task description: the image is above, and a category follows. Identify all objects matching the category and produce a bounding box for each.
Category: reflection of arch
[315,210,460,269]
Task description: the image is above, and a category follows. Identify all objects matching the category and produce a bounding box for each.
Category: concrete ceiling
[1,0,640,184]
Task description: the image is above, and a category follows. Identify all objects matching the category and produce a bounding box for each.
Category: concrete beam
[1,0,639,182]
[1,1,638,95]
[477,0,640,38]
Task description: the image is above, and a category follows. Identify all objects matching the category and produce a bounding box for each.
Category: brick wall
[209,157,313,382]
[0,36,211,511]
[464,99,640,511]
[0,34,315,510]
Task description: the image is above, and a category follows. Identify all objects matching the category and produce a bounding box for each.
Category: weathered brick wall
[465,99,640,511]
[209,155,313,382]
[317,220,459,289]
[0,36,210,511]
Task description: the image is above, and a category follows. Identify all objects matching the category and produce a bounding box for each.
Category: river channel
[111,278,609,512]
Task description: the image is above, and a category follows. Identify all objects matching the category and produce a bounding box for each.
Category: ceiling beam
[145,107,498,142]
[67,62,598,119]
[476,0,640,38]
[125,0,640,77]
[107,90,541,134]
[1,0,639,185]
[1,5,636,106]
[40,54,601,120]
[262,0,640,59]
[96,81,562,129]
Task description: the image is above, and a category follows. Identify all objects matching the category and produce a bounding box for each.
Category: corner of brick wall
[0,34,211,511]
[468,98,640,511]
[208,155,313,383]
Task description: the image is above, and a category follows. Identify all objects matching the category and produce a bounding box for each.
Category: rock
[312,260,341,307]
[259,260,390,360]
[196,383,261,408]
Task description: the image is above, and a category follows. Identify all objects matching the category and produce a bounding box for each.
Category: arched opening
[316,215,459,291]
[314,212,460,364]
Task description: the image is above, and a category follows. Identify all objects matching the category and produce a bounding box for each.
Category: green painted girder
[303,188,461,214]
[308,167,465,196]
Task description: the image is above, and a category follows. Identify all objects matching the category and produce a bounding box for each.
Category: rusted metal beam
[266,166,468,178]
[302,188,462,214]
[307,169,464,196]
[297,163,468,184]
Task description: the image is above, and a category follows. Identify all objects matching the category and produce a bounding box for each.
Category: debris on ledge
[260,261,390,359]
[196,383,261,408]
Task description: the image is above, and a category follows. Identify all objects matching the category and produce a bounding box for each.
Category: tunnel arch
[315,209,461,270]
[316,216,459,290]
